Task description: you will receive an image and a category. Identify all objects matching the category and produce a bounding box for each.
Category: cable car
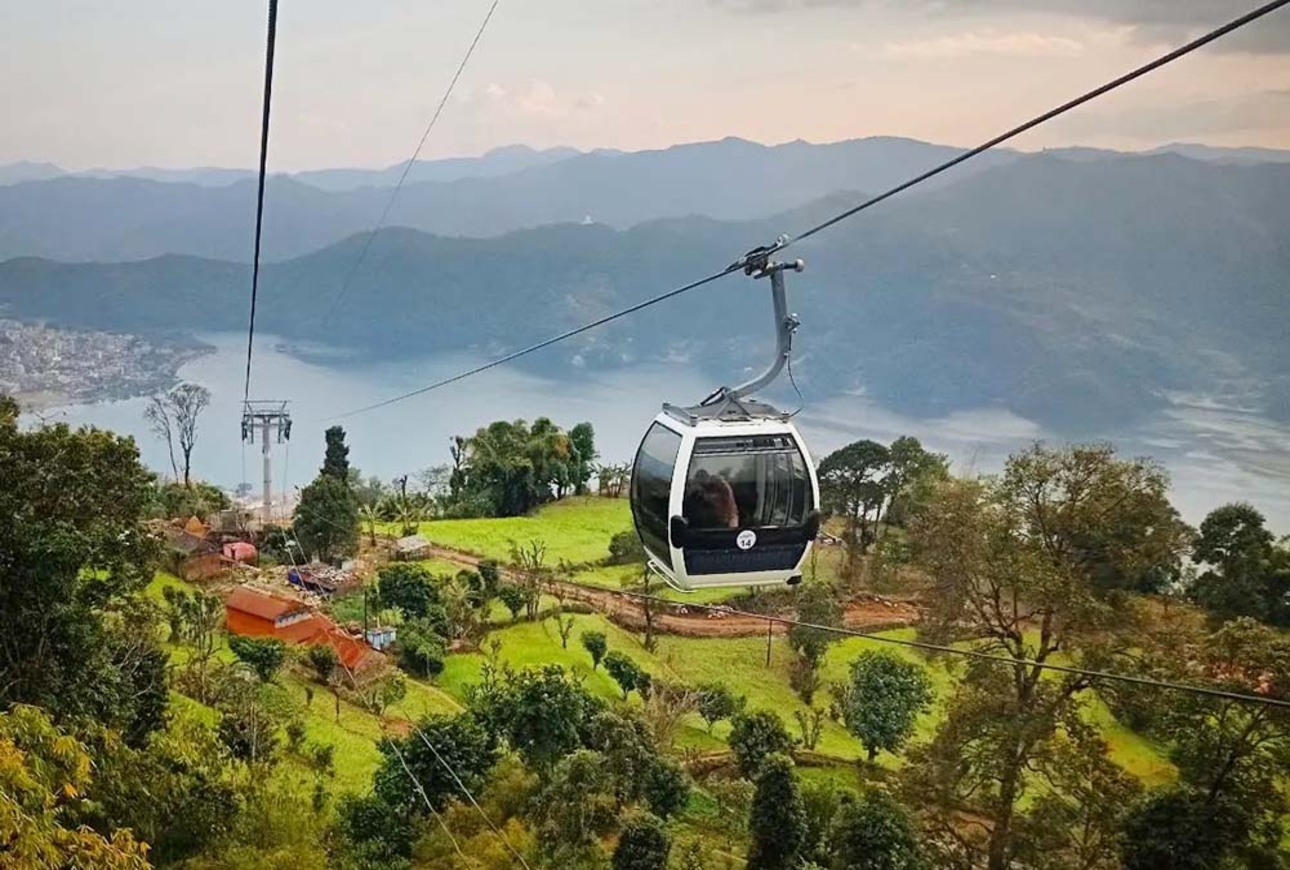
[630,248,821,591]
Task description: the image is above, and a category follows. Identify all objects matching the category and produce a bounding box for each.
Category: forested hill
[2,153,1287,432]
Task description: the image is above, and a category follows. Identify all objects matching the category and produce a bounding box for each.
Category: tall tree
[828,789,925,870]
[569,422,598,496]
[880,435,948,528]
[0,397,166,738]
[1190,502,1288,624]
[322,425,351,481]
[747,754,806,870]
[904,444,1190,870]
[372,713,498,814]
[294,474,358,561]
[818,439,891,577]
[144,382,210,487]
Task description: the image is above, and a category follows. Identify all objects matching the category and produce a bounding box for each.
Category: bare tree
[170,383,211,488]
[144,394,179,481]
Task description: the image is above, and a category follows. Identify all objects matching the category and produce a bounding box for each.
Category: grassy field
[410,496,631,565]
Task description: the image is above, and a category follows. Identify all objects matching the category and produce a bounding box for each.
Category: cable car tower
[241,400,292,525]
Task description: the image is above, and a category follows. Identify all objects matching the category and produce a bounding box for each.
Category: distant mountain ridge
[2,153,1286,435]
[3,136,1289,263]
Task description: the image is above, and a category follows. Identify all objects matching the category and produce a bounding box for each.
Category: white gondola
[630,247,821,591]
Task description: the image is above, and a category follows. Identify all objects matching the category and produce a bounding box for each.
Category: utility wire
[317,0,502,331]
[783,0,1290,251]
[328,264,741,419]
[243,0,279,404]
[561,578,1290,710]
[327,0,1290,420]
[413,728,533,869]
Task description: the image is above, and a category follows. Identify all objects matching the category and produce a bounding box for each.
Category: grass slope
[413,497,631,565]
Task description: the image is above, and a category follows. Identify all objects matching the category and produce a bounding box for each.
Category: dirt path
[423,545,920,639]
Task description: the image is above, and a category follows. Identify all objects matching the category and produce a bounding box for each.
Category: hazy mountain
[0,137,1020,262]
[1145,142,1290,165]
[293,144,583,191]
[0,161,63,185]
[2,154,1285,434]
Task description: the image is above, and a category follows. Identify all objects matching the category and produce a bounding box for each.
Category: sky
[3,0,1289,171]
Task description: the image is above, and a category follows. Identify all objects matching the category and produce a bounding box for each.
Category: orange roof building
[224,586,381,676]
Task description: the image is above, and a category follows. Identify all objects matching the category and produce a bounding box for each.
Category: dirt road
[424,545,919,639]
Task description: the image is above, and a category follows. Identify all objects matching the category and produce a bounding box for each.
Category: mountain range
[1,145,1285,435]
[3,137,1289,264]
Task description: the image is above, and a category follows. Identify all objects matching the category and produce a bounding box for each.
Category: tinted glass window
[631,423,682,567]
[683,434,812,530]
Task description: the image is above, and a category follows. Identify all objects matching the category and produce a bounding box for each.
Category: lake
[35,333,1290,530]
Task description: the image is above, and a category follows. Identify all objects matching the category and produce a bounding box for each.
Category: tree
[307,644,338,684]
[788,582,844,703]
[880,436,948,528]
[818,439,891,576]
[841,651,932,762]
[1189,502,1288,623]
[358,503,380,547]
[608,529,646,564]
[604,650,646,700]
[532,749,618,853]
[145,382,210,487]
[0,397,167,740]
[228,635,286,683]
[511,539,549,621]
[747,754,806,870]
[322,425,351,481]
[372,713,498,814]
[642,756,691,820]
[581,630,608,670]
[498,584,528,622]
[904,444,1190,870]
[828,789,924,870]
[613,812,671,870]
[294,474,358,561]
[555,611,576,649]
[377,562,438,619]
[0,705,151,869]
[469,664,604,771]
[1120,789,1243,870]
[569,422,598,496]
[397,621,447,679]
[695,682,743,732]
[729,709,795,779]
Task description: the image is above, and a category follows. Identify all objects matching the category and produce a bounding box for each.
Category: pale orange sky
[3,0,1288,170]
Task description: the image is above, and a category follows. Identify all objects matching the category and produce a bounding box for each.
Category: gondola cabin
[631,400,820,591]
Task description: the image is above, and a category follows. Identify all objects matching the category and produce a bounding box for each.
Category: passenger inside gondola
[683,469,740,529]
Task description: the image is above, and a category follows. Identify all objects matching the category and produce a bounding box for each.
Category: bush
[613,812,671,870]
[581,630,608,670]
[228,635,286,683]
[607,530,646,565]
[397,623,447,679]
[729,709,795,779]
[603,650,646,700]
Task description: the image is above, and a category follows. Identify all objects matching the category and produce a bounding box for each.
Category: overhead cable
[243,0,280,403]
[327,0,1290,420]
[317,0,502,330]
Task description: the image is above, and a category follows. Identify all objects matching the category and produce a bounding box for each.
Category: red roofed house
[224,586,382,678]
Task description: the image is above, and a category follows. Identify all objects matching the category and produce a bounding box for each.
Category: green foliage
[397,621,447,679]
[641,756,690,820]
[478,559,502,597]
[607,529,645,565]
[612,812,671,870]
[695,682,744,732]
[378,562,438,619]
[151,478,230,520]
[603,650,647,699]
[1121,789,1243,870]
[748,754,806,870]
[498,584,529,621]
[0,704,151,869]
[580,630,608,670]
[373,713,498,814]
[322,425,351,481]
[448,417,593,517]
[818,439,890,555]
[294,473,358,561]
[534,749,619,853]
[0,401,167,740]
[840,651,932,762]
[729,709,795,779]
[827,789,924,870]
[307,644,339,683]
[217,696,279,764]
[1189,502,1289,624]
[469,664,604,771]
[228,635,286,683]
[789,583,844,703]
[337,792,416,868]
[569,422,598,497]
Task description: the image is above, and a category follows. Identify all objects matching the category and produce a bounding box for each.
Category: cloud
[884,30,1084,59]
[709,0,1290,53]
[1054,88,1290,139]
